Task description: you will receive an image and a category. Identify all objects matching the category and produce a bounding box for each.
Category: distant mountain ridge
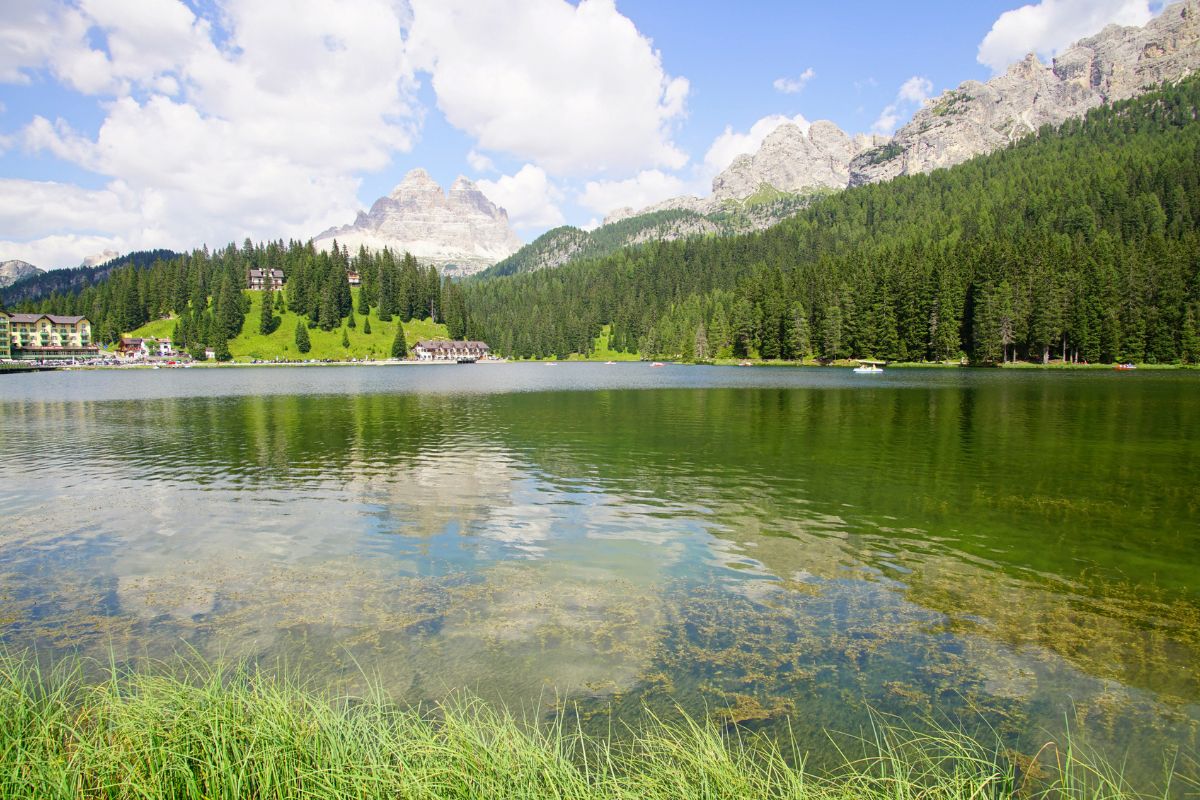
[313,168,523,278]
[0,259,44,288]
[613,0,1200,221]
[482,192,818,278]
[851,0,1200,185]
[0,250,178,305]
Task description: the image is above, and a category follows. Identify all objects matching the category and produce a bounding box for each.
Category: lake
[1,363,1198,786]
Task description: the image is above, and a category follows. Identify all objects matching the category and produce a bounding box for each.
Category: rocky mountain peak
[1007,52,1045,80]
[390,168,442,198]
[0,259,45,288]
[711,119,876,201]
[315,170,522,278]
[850,0,1200,185]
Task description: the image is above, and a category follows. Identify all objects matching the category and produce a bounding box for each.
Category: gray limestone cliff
[850,0,1200,184]
[314,169,523,278]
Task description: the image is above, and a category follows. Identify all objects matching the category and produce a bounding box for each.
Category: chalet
[347,271,361,286]
[118,337,174,359]
[3,313,100,361]
[248,268,285,291]
[412,340,490,362]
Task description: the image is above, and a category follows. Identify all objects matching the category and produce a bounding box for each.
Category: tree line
[460,77,1200,364]
[6,239,462,359]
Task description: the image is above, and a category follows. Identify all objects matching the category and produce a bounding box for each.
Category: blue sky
[0,0,1166,268]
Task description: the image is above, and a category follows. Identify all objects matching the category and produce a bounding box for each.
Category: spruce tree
[341,327,350,349]
[363,317,372,335]
[259,286,275,335]
[295,320,311,354]
[1182,304,1200,364]
[347,312,356,329]
[391,324,408,359]
[213,337,232,362]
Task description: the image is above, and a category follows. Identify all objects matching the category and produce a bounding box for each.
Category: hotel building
[0,312,100,361]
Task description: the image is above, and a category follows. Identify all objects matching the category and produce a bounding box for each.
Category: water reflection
[1,365,1198,787]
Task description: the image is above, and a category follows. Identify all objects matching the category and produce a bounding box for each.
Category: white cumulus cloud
[2,0,419,268]
[773,68,815,94]
[872,76,933,135]
[577,170,689,217]
[476,164,565,231]
[407,0,689,176]
[977,0,1160,73]
[466,149,495,173]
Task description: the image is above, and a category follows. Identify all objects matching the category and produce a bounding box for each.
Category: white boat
[853,359,885,374]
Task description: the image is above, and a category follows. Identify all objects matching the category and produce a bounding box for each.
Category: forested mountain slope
[461,77,1200,364]
[479,193,816,279]
[0,250,178,305]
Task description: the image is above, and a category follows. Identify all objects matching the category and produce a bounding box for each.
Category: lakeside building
[412,340,491,362]
[1,312,100,361]
[118,337,175,359]
[0,312,9,359]
[248,268,285,291]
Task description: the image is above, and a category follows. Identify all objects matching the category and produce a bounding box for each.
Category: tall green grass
[0,653,1188,799]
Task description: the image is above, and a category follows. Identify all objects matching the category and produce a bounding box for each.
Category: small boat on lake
[853,359,886,374]
[651,362,665,367]
[1114,362,1137,370]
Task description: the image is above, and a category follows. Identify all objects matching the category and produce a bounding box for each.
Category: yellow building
[0,311,10,360]
[4,313,99,361]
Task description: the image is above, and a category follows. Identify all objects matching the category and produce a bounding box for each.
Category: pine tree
[347,312,356,329]
[341,327,350,348]
[391,324,408,359]
[295,320,311,354]
[363,317,372,335]
[213,337,232,362]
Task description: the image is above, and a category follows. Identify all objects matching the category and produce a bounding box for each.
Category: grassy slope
[567,324,641,361]
[125,289,450,361]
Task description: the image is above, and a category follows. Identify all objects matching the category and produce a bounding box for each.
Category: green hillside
[478,196,815,281]
[125,289,449,361]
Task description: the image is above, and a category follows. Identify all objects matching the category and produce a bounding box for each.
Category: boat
[853,359,886,374]
[651,362,665,367]
[1114,362,1137,370]
[605,360,616,365]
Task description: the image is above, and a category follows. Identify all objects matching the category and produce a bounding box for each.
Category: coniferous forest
[5,240,467,358]
[461,77,1200,364]
[6,77,1200,364]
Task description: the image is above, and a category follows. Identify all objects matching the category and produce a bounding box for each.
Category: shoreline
[6,356,1197,371]
[0,652,1177,800]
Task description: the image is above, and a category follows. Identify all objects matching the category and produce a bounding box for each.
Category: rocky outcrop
[713,122,886,200]
[0,259,44,288]
[314,169,523,278]
[850,0,1200,184]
